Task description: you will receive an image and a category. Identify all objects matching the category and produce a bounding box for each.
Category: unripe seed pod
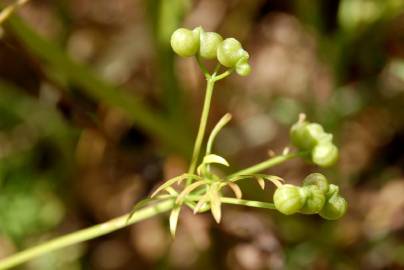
[303,173,329,194]
[319,195,347,220]
[273,184,306,215]
[199,31,223,59]
[217,38,247,67]
[170,28,200,57]
[299,186,326,214]
[290,122,326,150]
[236,62,251,76]
[326,184,339,198]
[312,142,339,167]
[236,57,251,76]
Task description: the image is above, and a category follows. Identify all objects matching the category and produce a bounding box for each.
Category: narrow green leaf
[196,163,205,176]
[227,182,242,199]
[194,193,210,214]
[202,154,230,167]
[169,205,181,237]
[227,174,284,188]
[151,174,201,198]
[165,186,178,196]
[206,113,232,155]
[256,177,265,190]
[263,175,284,188]
[176,180,207,203]
[210,189,222,223]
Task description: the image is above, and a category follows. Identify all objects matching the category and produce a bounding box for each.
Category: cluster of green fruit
[290,117,339,167]
[170,26,251,76]
[273,173,347,220]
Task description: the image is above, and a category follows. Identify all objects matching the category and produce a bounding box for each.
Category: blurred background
[0,0,404,269]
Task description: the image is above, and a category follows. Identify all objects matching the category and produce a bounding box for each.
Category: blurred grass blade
[0,0,30,25]
[0,81,74,163]
[4,15,192,155]
[147,0,190,122]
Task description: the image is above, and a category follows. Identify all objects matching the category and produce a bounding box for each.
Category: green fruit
[319,195,347,220]
[170,28,200,57]
[290,122,326,150]
[299,186,326,214]
[217,38,248,67]
[273,184,306,215]
[235,57,251,76]
[326,184,339,198]
[199,31,223,59]
[312,142,339,167]
[303,173,329,194]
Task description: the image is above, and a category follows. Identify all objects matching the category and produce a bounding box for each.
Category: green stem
[220,197,276,209]
[187,77,216,181]
[213,70,233,81]
[185,196,275,210]
[0,200,174,270]
[228,152,306,178]
[196,55,210,78]
[0,152,302,269]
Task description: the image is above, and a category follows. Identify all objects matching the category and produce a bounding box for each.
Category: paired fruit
[290,118,339,167]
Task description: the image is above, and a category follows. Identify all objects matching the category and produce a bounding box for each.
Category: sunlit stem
[187,76,216,183]
[221,197,276,209]
[185,195,275,209]
[228,151,308,178]
[213,69,233,81]
[196,55,210,78]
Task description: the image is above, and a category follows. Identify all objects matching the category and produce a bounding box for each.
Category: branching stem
[0,152,302,269]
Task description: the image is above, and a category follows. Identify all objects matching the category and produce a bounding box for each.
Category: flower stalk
[187,77,216,181]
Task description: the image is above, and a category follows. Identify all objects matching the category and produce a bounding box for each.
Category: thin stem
[187,77,216,183]
[196,55,210,78]
[185,196,275,210]
[213,69,233,81]
[213,64,221,75]
[0,200,174,270]
[220,197,276,209]
[228,151,308,178]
